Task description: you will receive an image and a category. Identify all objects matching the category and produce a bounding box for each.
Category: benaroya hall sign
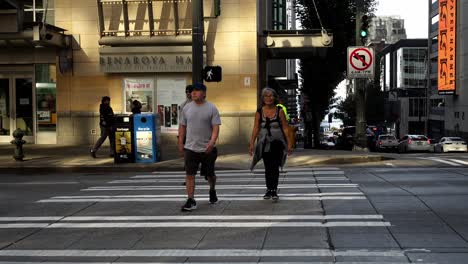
[99,46,201,73]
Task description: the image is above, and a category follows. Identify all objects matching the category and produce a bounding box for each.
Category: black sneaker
[90,150,96,158]
[263,190,272,199]
[271,190,279,201]
[181,198,197,211]
[209,190,218,204]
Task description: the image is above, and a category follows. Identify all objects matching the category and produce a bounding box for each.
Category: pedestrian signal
[203,66,222,82]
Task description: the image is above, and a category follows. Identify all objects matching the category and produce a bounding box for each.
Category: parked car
[434,137,468,153]
[398,135,432,153]
[375,134,398,151]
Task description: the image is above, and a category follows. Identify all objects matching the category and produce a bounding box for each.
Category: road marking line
[385,163,396,167]
[0,249,405,257]
[0,221,391,228]
[0,215,384,221]
[418,157,462,166]
[38,196,366,203]
[85,183,358,190]
[50,192,364,199]
[114,177,348,183]
[448,159,468,165]
[0,262,435,264]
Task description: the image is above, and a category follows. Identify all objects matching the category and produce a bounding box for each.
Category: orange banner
[438,0,456,94]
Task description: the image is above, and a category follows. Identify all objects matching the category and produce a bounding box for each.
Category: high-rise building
[427,0,468,140]
[369,16,407,45]
[378,39,428,138]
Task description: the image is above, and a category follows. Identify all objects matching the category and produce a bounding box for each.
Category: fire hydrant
[10,128,26,161]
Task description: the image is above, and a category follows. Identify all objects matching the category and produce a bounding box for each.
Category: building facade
[0,0,258,159]
[369,16,407,45]
[378,39,428,138]
[427,0,468,140]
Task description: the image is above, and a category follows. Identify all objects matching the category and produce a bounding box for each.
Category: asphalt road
[1,165,468,263]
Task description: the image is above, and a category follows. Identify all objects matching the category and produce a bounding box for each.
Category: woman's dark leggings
[262,140,284,190]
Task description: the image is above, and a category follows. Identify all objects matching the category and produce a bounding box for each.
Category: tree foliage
[295,0,376,148]
[335,82,385,127]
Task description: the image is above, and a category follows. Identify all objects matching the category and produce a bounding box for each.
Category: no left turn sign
[347,46,374,79]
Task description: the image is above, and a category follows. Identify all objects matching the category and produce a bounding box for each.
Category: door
[0,77,35,143]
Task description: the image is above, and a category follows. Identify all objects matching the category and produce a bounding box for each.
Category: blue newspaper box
[133,114,157,163]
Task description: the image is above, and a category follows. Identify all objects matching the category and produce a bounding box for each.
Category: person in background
[91,96,115,158]
[249,88,292,202]
[178,83,221,211]
[131,100,142,115]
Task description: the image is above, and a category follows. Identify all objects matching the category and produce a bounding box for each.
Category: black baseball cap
[192,82,207,92]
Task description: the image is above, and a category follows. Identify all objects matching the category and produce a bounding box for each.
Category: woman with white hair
[249,88,292,201]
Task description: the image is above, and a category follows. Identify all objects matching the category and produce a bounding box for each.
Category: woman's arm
[248,112,261,156]
[279,109,292,155]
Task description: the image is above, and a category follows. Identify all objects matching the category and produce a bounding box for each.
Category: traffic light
[360,15,370,45]
[203,66,222,82]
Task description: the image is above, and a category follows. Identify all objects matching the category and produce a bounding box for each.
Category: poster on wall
[123,79,154,113]
[156,78,187,134]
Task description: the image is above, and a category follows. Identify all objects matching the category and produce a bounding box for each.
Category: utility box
[113,114,134,163]
[133,113,157,163]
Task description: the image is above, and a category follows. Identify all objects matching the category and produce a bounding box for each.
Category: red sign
[349,48,373,71]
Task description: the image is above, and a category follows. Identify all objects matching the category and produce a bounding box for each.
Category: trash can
[113,114,134,163]
[133,113,157,163]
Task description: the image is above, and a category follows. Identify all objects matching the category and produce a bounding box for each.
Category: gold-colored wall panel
[55,8,72,22]
[52,0,259,150]
[71,7,99,21]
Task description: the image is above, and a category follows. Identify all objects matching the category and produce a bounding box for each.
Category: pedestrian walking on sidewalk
[249,88,292,202]
[90,96,115,158]
[178,83,221,211]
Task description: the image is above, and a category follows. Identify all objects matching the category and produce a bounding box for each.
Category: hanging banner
[123,79,154,113]
[156,78,187,134]
[438,0,456,95]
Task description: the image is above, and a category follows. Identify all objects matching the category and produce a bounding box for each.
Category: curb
[0,155,389,174]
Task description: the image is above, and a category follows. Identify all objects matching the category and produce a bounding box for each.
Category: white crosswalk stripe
[417,157,464,166]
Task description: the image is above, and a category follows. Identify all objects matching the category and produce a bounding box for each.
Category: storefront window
[35,64,56,142]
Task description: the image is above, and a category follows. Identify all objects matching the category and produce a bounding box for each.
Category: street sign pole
[192,0,204,84]
[354,0,368,151]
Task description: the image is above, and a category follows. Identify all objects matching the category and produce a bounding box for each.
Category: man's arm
[206,124,220,153]
[178,124,186,157]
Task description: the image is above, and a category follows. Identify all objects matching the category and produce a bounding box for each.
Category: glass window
[0,79,10,136]
[35,64,57,137]
[23,0,55,24]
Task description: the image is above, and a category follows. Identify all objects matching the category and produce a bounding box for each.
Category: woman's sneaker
[271,190,279,201]
[181,198,197,211]
[263,190,272,199]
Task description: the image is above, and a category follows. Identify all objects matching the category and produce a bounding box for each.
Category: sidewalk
[0,144,388,173]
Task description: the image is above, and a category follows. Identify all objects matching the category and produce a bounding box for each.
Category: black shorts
[184,147,217,177]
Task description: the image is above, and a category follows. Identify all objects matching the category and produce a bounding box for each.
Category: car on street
[398,134,432,153]
[375,134,398,151]
[434,137,468,153]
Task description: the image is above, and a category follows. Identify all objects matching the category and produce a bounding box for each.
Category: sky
[374,0,429,38]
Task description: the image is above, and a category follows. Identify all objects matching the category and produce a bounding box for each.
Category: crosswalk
[0,167,432,263]
[417,157,468,167]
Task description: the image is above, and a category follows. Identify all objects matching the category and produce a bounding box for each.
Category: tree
[335,82,385,127]
[295,0,376,148]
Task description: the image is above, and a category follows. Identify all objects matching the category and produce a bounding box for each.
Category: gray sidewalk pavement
[0,144,388,173]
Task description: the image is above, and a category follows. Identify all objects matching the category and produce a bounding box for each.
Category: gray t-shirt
[181,101,221,152]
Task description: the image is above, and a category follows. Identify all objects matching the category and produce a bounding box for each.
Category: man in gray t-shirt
[178,83,221,211]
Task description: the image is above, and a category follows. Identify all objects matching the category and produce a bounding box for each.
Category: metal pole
[354,0,368,150]
[192,0,204,84]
